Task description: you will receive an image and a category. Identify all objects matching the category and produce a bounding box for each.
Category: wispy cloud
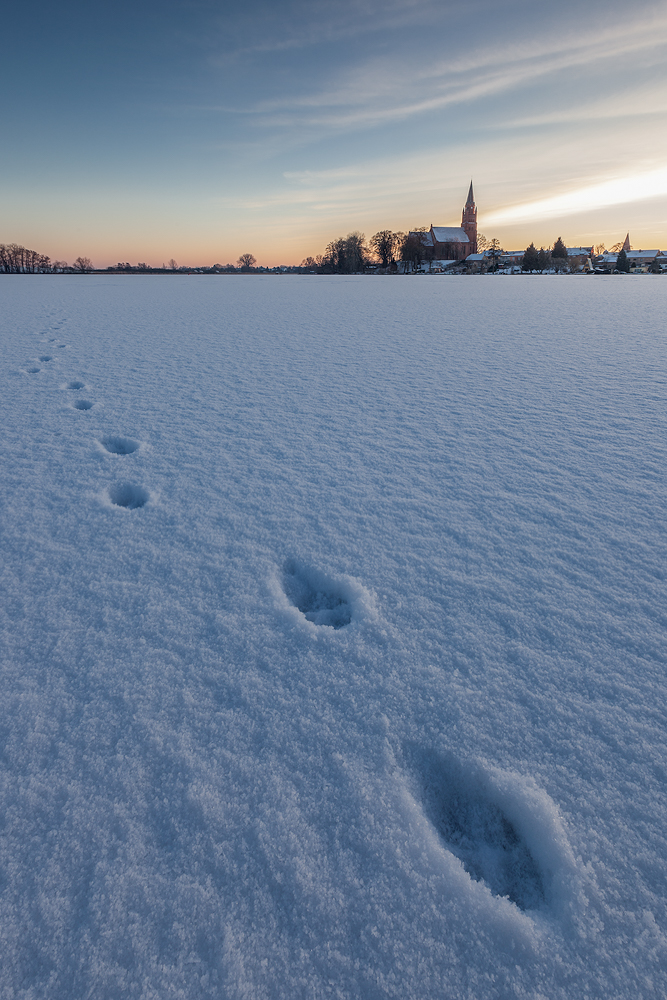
[241,12,667,132]
[497,86,667,129]
[210,0,435,61]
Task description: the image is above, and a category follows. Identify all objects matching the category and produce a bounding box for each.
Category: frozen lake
[1,274,666,998]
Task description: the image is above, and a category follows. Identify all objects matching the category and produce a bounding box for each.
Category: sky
[2,0,667,267]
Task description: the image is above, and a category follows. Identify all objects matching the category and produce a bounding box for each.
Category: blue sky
[3,0,667,266]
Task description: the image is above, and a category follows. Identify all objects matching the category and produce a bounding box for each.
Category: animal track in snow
[25,367,40,374]
[282,560,353,629]
[108,483,149,509]
[67,381,85,390]
[39,355,52,362]
[73,400,93,410]
[412,749,546,912]
[100,435,139,455]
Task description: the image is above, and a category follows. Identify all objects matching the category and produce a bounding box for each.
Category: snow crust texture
[1,275,667,999]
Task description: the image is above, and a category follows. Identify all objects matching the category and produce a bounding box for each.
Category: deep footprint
[412,749,545,911]
[74,400,93,410]
[67,381,85,390]
[25,367,40,374]
[100,435,139,455]
[108,483,149,509]
[282,560,352,628]
[39,355,52,362]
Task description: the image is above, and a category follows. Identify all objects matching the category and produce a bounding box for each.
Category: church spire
[622,232,630,252]
[461,180,477,254]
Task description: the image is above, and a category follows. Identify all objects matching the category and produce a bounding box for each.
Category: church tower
[461,181,477,254]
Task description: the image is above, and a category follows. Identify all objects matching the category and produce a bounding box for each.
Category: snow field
[1,274,666,998]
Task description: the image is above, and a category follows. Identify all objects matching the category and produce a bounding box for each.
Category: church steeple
[622,232,631,252]
[461,180,477,254]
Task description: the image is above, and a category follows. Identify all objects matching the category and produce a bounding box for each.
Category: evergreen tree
[487,238,502,271]
[616,249,630,273]
[522,242,539,272]
[552,236,567,259]
[537,247,552,272]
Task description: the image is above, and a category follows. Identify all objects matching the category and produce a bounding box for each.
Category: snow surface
[1,274,666,999]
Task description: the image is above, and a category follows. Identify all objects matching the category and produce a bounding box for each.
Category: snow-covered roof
[430,227,469,244]
[566,247,592,256]
[597,250,661,263]
[409,231,434,246]
[465,253,486,261]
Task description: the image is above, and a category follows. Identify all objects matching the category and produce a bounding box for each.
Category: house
[566,247,593,271]
[595,249,661,270]
[498,251,525,267]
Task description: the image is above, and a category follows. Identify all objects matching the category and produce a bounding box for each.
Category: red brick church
[411,182,478,261]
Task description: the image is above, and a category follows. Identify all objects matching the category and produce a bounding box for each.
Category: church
[410,182,478,262]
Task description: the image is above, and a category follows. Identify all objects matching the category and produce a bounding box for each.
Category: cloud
[243,11,667,132]
[498,87,667,129]
[211,0,437,61]
[484,168,667,225]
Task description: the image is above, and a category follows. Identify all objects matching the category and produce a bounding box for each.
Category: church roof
[409,231,434,245]
[431,226,470,244]
[466,181,474,206]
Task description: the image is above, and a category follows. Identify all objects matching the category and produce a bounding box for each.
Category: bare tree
[399,230,433,272]
[168,258,178,270]
[322,233,368,273]
[72,256,93,272]
[237,253,257,270]
[0,243,52,272]
[369,230,399,268]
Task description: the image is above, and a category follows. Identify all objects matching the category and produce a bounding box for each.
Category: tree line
[0,244,92,273]
[300,231,409,273]
[302,230,507,273]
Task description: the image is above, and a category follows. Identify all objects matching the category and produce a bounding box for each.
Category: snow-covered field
[1,274,666,999]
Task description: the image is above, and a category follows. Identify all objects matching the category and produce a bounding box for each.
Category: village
[329,183,667,275]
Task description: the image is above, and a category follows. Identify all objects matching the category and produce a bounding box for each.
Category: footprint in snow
[281,559,358,629]
[409,748,546,912]
[73,400,93,410]
[25,366,40,374]
[39,355,52,362]
[67,381,85,390]
[100,435,139,455]
[108,483,149,509]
